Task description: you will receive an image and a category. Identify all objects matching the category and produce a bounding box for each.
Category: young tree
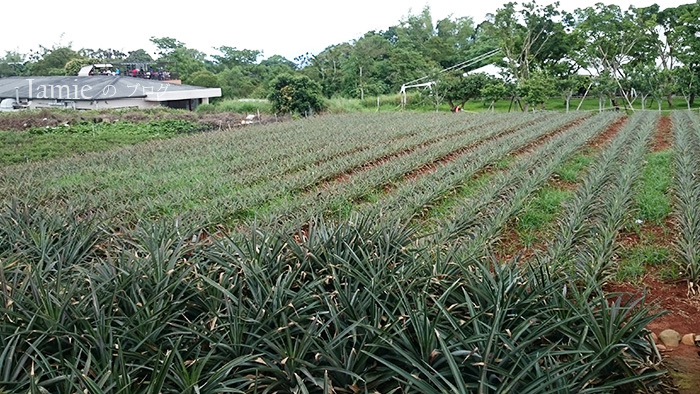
[481,81,508,111]
[557,74,586,112]
[591,72,619,112]
[517,72,555,111]
[673,66,698,109]
[629,65,658,110]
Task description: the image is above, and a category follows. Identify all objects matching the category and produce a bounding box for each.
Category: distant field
[2,110,698,392]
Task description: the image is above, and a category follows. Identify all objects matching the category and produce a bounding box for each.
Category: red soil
[653,116,673,152]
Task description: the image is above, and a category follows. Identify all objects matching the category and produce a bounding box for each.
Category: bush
[195,103,217,114]
[267,73,326,116]
[186,70,220,88]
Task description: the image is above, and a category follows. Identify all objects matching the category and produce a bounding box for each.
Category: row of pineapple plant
[533,112,656,281]
[0,202,664,393]
[361,112,587,223]
[430,112,621,255]
[201,111,551,224]
[672,111,700,294]
[0,113,549,228]
[261,111,586,231]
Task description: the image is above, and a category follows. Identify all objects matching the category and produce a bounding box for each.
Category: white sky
[2,0,694,62]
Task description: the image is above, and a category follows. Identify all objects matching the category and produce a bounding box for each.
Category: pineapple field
[1,110,699,393]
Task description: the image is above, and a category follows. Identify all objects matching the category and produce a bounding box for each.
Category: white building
[0,76,221,110]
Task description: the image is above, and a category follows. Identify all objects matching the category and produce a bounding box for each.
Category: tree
[591,71,619,112]
[268,73,326,116]
[149,37,186,57]
[439,72,493,111]
[517,72,555,110]
[302,43,352,98]
[124,49,154,63]
[217,67,258,98]
[0,51,25,77]
[427,16,478,68]
[671,2,700,106]
[572,4,656,108]
[557,74,587,112]
[673,66,699,109]
[343,33,391,99]
[79,48,126,61]
[64,58,98,76]
[186,70,219,88]
[212,46,262,70]
[29,46,80,75]
[628,65,658,110]
[481,81,508,111]
[485,1,566,82]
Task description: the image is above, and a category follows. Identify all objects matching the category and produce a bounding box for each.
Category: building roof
[0,76,221,102]
[465,64,504,78]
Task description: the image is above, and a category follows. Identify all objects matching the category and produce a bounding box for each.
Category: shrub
[195,103,217,114]
[267,73,326,116]
[186,70,220,88]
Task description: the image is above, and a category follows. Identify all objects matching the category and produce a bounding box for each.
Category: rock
[659,329,682,347]
[651,332,658,342]
[657,344,667,351]
[682,333,696,346]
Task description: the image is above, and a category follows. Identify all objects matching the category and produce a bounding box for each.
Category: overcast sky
[2,0,695,62]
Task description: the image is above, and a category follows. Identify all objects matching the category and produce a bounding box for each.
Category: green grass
[555,152,594,182]
[329,94,700,114]
[615,149,674,282]
[0,120,204,165]
[516,187,573,246]
[635,151,673,224]
[616,245,672,282]
[427,173,493,220]
[213,98,272,113]
[508,150,597,247]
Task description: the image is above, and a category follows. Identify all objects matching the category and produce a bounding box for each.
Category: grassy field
[324,92,700,114]
[3,109,698,392]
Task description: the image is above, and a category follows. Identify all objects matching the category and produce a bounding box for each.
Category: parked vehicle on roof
[0,98,19,111]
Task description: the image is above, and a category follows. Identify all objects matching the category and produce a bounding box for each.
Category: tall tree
[0,51,25,77]
[302,43,353,98]
[344,33,391,99]
[212,46,262,70]
[671,2,700,106]
[485,1,565,82]
[149,37,206,80]
[28,46,80,76]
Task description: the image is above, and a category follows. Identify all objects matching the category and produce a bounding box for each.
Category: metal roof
[0,76,221,101]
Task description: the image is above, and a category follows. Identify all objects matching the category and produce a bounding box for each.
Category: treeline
[1,1,699,111]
